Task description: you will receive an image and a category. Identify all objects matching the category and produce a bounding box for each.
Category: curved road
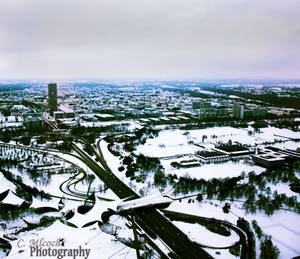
[71,139,213,259]
[40,118,252,259]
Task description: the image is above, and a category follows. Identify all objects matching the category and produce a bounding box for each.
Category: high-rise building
[233,102,244,119]
[48,83,57,112]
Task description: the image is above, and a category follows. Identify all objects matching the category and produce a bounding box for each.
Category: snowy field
[162,158,265,180]
[135,130,200,157]
[7,220,137,259]
[167,199,300,259]
[267,182,300,200]
[135,126,300,158]
[173,220,239,248]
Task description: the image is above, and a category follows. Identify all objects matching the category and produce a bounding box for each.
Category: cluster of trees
[154,169,167,187]
[270,119,300,131]
[248,163,300,186]
[252,120,268,130]
[0,132,12,143]
[0,127,47,145]
[259,235,280,259]
[124,127,159,152]
[106,127,159,154]
[0,147,62,194]
[106,127,161,182]
[170,161,181,169]
[123,154,162,183]
[229,244,241,257]
[252,220,280,259]
[152,161,300,215]
[83,143,95,156]
[56,141,72,152]
[0,157,19,168]
[0,147,34,168]
[243,189,299,216]
[26,168,52,186]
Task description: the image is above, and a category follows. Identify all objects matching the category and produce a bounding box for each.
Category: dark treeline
[0,83,31,91]
[0,168,51,201]
[203,87,300,110]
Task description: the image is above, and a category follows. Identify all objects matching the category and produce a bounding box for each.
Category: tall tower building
[233,102,244,119]
[48,83,57,112]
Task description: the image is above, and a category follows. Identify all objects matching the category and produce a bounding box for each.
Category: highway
[1,132,251,258]
[40,116,240,258]
[70,140,213,258]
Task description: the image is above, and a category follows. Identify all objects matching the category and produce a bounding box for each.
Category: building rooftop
[216,144,249,152]
[196,151,226,158]
[59,106,74,113]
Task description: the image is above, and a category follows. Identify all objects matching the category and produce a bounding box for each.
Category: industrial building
[214,144,253,157]
[196,151,229,164]
[252,150,288,168]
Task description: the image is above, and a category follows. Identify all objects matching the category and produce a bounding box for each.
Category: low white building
[0,116,24,130]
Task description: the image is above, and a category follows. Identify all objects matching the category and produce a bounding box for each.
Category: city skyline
[0,0,300,80]
[0,79,299,258]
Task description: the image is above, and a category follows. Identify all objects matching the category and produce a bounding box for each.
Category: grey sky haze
[0,0,300,80]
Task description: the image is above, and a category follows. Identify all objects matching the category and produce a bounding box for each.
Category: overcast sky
[0,0,299,80]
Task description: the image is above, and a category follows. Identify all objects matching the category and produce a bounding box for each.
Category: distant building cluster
[192,100,267,120]
[0,81,299,173]
[0,104,44,131]
[0,81,299,137]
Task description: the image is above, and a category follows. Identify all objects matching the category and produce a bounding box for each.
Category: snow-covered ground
[173,220,239,248]
[162,158,265,180]
[1,124,299,259]
[7,220,137,259]
[1,190,25,206]
[0,148,141,259]
[57,152,119,201]
[272,141,300,150]
[99,139,156,196]
[0,173,16,192]
[135,130,199,157]
[267,182,299,200]
[249,211,300,259]
[135,126,300,158]
[167,199,300,259]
